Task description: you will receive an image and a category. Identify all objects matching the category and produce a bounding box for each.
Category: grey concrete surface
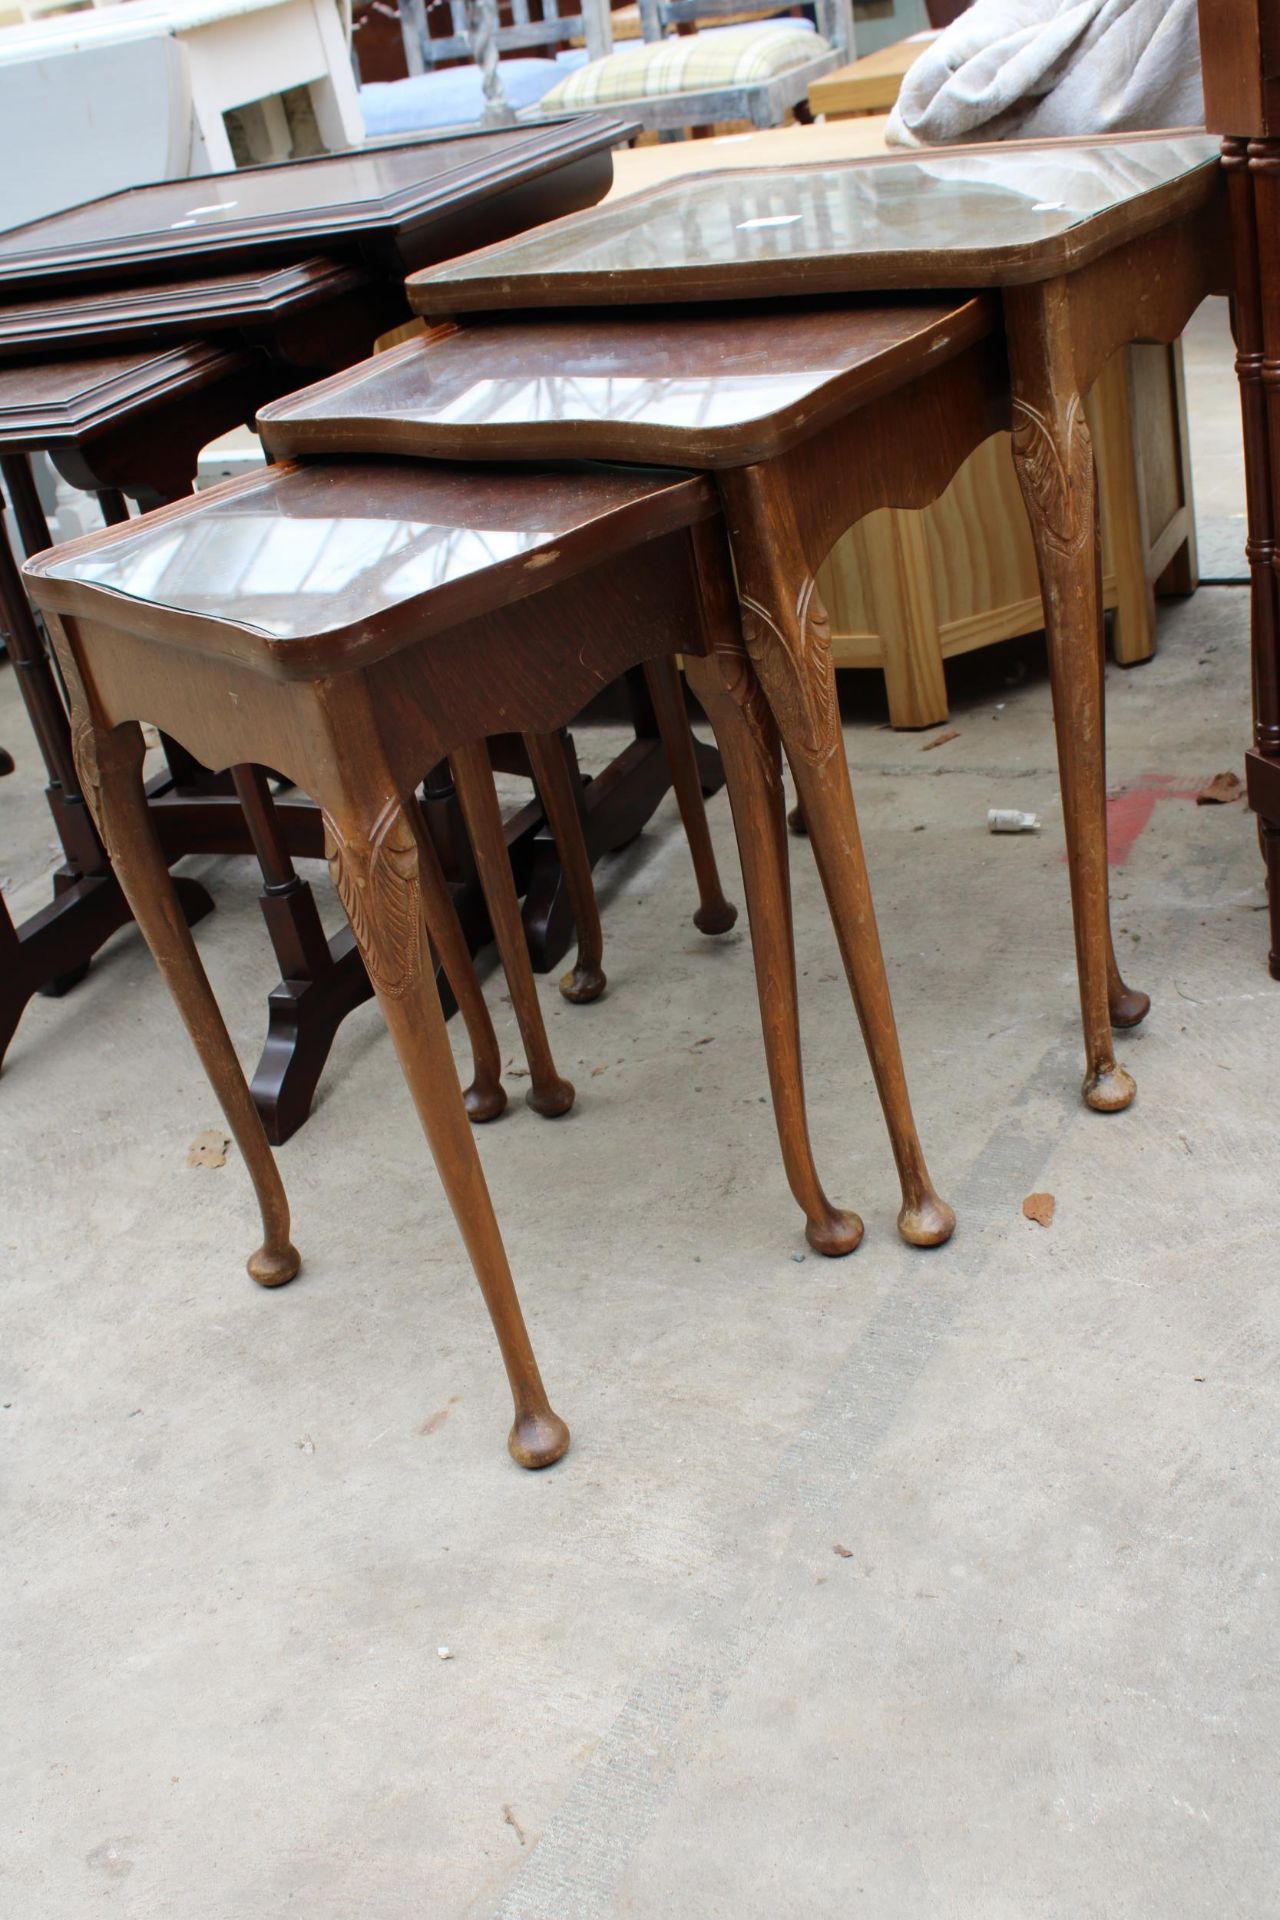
[1,577,1276,1916]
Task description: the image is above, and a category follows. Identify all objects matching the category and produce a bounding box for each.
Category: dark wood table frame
[1198,0,1280,977]
[0,342,724,1137]
[0,117,730,1138]
[0,347,274,1075]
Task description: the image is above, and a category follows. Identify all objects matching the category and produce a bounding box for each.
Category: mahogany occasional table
[384,131,1229,1113]
[0,344,276,1076]
[0,122,635,299]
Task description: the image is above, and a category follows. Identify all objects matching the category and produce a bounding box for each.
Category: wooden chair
[24,457,953,1465]
[528,0,855,133]
[1196,0,1280,978]
[385,0,611,129]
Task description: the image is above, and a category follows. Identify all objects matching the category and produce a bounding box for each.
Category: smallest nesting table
[25,454,955,1466]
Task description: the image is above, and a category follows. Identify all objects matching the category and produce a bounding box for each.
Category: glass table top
[259,298,992,466]
[410,135,1220,309]
[34,459,697,641]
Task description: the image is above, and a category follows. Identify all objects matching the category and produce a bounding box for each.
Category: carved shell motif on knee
[738,575,838,769]
[1011,395,1094,559]
[70,709,112,857]
[323,796,425,1000]
[710,634,783,788]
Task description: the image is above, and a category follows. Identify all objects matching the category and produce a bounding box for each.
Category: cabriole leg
[684,644,862,1256]
[715,483,955,1247]
[73,715,299,1288]
[321,757,568,1470]
[642,655,738,937]
[450,739,575,1119]
[523,729,607,1005]
[1006,279,1144,1110]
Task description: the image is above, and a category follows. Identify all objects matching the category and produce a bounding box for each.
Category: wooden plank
[606,115,895,198]
[808,31,934,118]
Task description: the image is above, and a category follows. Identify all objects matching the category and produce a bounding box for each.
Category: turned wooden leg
[1006,280,1144,1111]
[713,486,955,1248]
[684,646,861,1256]
[522,729,607,1004]
[642,656,737,936]
[321,762,568,1469]
[1242,141,1280,980]
[73,717,299,1288]
[1261,820,1280,978]
[449,738,574,1119]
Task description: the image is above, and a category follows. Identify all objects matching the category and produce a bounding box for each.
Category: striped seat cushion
[535,22,828,109]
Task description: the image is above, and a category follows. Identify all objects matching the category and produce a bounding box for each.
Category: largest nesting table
[263,130,1230,1113]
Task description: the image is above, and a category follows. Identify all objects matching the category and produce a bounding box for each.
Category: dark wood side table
[1198,0,1280,978]
[390,132,1229,1112]
[0,119,731,1135]
[0,258,404,378]
[0,346,627,1137]
[0,120,636,298]
[0,345,276,1075]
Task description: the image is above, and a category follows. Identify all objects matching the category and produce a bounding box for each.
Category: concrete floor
[3,321,1278,1914]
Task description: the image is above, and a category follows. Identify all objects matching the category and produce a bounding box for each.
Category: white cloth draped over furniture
[886,0,1203,145]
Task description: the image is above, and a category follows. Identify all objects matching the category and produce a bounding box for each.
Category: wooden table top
[257,296,996,469]
[0,258,370,361]
[604,117,895,200]
[808,33,936,118]
[0,342,252,450]
[409,131,1220,311]
[25,457,716,678]
[0,117,634,297]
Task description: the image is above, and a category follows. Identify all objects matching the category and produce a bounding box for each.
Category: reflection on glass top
[47,491,571,639]
[291,348,849,434]
[354,370,837,430]
[417,135,1218,292]
[0,133,525,256]
[266,302,980,448]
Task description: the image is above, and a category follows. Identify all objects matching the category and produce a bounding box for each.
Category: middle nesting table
[259,297,1005,1230]
[259,293,1135,1111]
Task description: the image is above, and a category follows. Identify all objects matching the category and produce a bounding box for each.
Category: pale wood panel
[606,115,894,198]
[819,342,1193,724]
[809,31,934,118]
[1132,342,1183,537]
